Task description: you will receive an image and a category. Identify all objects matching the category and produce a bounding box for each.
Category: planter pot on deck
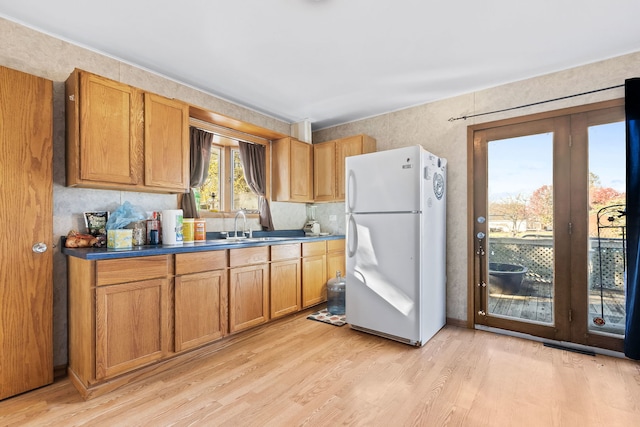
[488,263,528,294]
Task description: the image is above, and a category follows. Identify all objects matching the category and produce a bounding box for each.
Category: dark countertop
[62,230,345,260]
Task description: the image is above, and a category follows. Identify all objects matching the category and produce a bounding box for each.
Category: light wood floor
[1,309,639,427]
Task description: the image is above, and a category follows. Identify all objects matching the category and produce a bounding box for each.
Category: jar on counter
[327,271,346,315]
[183,218,194,243]
[126,220,146,246]
[194,218,206,241]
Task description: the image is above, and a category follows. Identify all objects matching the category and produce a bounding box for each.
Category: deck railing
[488,237,625,290]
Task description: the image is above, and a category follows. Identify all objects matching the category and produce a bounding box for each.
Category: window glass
[231,149,259,211]
[196,141,259,214]
[198,146,221,212]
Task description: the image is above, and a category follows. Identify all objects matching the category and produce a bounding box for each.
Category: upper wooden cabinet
[144,93,189,191]
[65,69,189,193]
[271,137,313,202]
[313,134,376,202]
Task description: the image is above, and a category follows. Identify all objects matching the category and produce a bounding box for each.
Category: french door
[471,100,625,352]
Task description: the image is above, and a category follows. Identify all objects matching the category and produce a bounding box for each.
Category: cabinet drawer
[175,250,227,275]
[230,246,269,267]
[271,243,301,261]
[302,241,326,257]
[326,239,344,253]
[96,255,171,286]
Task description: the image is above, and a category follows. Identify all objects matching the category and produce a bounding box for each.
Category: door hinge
[569,134,572,147]
[569,309,573,322]
[568,222,573,235]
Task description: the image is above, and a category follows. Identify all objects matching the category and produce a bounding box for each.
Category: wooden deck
[488,280,625,335]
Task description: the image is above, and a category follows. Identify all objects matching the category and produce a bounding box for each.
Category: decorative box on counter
[107,229,133,249]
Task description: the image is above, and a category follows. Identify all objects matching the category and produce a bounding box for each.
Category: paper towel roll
[162,209,183,245]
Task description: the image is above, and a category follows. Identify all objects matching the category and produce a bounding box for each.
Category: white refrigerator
[345,145,446,346]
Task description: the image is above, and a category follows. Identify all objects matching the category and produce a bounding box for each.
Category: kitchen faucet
[233,209,247,238]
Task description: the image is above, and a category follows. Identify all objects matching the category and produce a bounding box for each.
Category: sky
[488,121,625,201]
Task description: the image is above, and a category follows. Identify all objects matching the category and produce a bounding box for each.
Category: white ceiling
[1,0,640,130]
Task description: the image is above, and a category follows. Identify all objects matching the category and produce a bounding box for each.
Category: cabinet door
[144,93,189,192]
[271,259,301,319]
[290,139,313,202]
[74,71,143,186]
[313,141,336,201]
[327,239,345,277]
[302,255,327,308]
[336,136,364,200]
[175,270,228,352]
[229,264,269,333]
[95,279,169,380]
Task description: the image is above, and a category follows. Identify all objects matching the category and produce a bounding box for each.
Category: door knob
[32,242,48,253]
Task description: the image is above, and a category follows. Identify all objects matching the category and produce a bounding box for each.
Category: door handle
[347,169,356,212]
[32,242,48,253]
[347,214,358,258]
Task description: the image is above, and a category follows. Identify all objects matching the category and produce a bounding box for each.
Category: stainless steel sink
[245,237,291,242]
[204,236,293,245]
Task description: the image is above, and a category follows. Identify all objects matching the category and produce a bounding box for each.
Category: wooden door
[0,66,53,400]
[144,93,189,192]
[95,279,169,380]
[175,270,228,352]
[313,141,336,201]
[471,101,626,352]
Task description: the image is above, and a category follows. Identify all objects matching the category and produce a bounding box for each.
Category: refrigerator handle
[346,169,356,212]
[347,214,358,258]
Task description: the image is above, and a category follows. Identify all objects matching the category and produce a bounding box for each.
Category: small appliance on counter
[303,204,321,235]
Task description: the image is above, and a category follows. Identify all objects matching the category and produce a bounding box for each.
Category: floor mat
[307,309,347,327]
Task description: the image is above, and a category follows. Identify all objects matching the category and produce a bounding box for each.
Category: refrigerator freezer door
[346,212,421,343]
[346,146,422,213]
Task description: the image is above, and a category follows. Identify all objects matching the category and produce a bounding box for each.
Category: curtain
[238,141,274,230]
[182,127,213,218]
[625,78,640,359]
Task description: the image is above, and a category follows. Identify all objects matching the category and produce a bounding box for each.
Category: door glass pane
[588,121,626,336]
[487,133,554,325]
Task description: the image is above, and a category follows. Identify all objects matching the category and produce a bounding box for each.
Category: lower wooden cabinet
[95,278,169,380]
[175,270,228,352]
[229,247,270,333]
[302,241,327,308]
[270,244,302,319]
[326,239,346,282]
[66,238,343,398]
[174,251,228,352]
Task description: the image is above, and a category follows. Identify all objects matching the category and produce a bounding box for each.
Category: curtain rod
[447,84,624,122]
[189,117,268,145]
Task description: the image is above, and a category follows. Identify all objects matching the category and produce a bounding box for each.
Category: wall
[0,18,301,366]
[313,51,640,323]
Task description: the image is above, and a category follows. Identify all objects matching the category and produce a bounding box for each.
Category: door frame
[467,98,625,351]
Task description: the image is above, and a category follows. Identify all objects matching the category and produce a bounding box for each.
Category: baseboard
[446,317,468,328]
[54,364,67,380]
